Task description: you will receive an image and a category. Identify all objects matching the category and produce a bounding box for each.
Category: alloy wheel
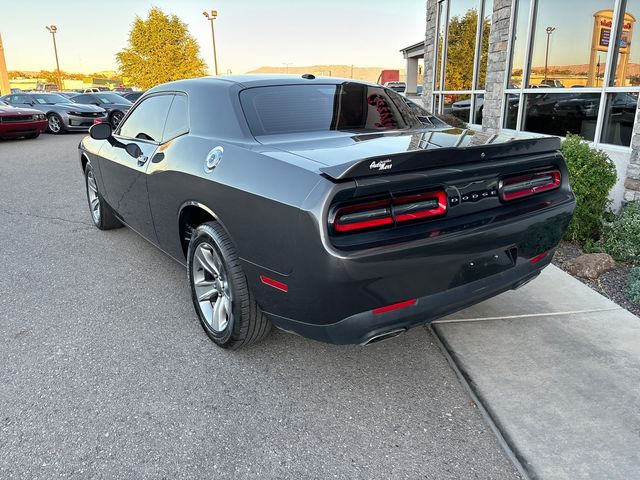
[86,169,101,224]
[191,242,233,333]
[48,115,61,133]
[111,111,124,127]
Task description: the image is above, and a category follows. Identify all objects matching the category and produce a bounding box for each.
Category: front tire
[84,162,122,230]
[187,222,271,349]
[110,110,124,128]
[47,113,65,134]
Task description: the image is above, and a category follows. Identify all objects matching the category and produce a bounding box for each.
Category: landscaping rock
[565,253,616,280]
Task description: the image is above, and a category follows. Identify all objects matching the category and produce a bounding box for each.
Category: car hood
[58,103,106,113]
[0,104,42,116]
[258,127,561,180]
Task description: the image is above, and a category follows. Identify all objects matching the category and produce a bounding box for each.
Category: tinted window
[163,94,189,141]
[73,94,94,104]
[118,94,173,142]
[240,83,421,136]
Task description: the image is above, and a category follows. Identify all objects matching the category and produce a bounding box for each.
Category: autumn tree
[116,7,207,89]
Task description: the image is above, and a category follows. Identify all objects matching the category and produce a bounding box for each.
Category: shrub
[561,134,617,244]
[627,267,640,304]
[600,200,640,263]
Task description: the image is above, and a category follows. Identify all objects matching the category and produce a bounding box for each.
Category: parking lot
[0,133,519,479]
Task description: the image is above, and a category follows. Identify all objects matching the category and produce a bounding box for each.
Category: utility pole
[202,10,219,75]
[282,62,292,73]
[45,25,63,89]
[544,26,556,81]
[0,33,10,95]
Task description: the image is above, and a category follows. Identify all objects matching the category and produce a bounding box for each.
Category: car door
[97,93,174,244]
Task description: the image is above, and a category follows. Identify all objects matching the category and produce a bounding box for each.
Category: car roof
[149,74,379,94]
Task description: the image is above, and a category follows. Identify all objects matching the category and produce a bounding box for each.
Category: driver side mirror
[89,122,112,140]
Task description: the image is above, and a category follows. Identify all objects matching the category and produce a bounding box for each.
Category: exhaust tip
[361,328,406,346]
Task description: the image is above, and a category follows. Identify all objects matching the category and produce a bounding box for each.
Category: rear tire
[187,222,271,349]
[84,162,122,230]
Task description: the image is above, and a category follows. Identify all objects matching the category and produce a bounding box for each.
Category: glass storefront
[502,0,640,146]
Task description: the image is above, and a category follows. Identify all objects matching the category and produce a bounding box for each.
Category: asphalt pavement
[0,133,519,479]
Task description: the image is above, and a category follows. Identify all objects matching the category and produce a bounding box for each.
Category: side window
[162,94,189,141]
[117,94,173,142]
[74,94,93,104]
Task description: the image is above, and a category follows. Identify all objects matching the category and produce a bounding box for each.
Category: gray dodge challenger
[79,75,575,349]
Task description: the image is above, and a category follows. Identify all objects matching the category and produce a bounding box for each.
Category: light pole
[45,25,63,89]
[544,26,556,81]
[282,62,292,74]
[202,10,219,75]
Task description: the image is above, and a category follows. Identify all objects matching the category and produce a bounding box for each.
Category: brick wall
[422,0,439,112]
[481,0,513,132]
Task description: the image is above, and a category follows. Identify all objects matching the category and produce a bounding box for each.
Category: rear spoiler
[319,136,562,180]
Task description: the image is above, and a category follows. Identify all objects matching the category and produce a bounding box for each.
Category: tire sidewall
[84,163,102,228]
[187,225,244,346]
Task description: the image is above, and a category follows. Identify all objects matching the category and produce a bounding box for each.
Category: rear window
[239,83,420,136]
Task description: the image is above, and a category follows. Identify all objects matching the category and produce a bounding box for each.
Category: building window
[432,0,494,124]
[503,0,640,147]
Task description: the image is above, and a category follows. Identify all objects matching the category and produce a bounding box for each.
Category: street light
[282,62,293,74]
[202,10,219,76]
[544,26,556,81]
[45,25,63,89]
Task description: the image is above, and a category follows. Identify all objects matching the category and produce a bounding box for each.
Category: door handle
[137,155,148,166]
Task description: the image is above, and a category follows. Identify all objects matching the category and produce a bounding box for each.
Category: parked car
[113,87,133,94]
[0,100,48,139]
[83,87,111,93]
[79,75,575,349]
[58,91,81,100]
[0,92,107,134]
[383,81,406,92]
[71,92,132,127]
[122,91,145,103]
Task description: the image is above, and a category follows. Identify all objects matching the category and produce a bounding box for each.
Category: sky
[1,0,426,75]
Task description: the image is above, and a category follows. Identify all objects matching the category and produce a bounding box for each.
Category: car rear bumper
[266,255,548,345]
[244,195,575,345]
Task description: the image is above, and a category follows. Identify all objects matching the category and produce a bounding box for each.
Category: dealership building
[404,0,640,207]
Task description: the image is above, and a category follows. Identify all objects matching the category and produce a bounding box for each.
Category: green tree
[443,9,490,90]
[116,7,207,89]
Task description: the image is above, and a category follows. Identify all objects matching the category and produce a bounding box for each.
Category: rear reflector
[529,251,548,264]
[260,275,288,292]
[373,299,417,314]
[500,169,561,201]
[333,190,447,233]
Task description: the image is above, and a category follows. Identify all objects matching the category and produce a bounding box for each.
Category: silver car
[0,92,107,134]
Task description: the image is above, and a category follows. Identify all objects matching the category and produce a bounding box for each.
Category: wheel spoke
[212,295,229,331]
[90,198,99,212]
[195,280,217,302]
[195,246,219,276]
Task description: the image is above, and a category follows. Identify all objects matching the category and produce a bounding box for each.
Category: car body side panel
[145,136,322,275]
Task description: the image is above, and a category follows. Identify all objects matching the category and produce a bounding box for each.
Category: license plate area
[449,248,517,288]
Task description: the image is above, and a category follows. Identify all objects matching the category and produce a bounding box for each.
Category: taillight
[499,169,561,201]
[332,191,447,234]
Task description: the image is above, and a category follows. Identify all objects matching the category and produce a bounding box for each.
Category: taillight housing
[499,169,561,202]
[332,190,447,234]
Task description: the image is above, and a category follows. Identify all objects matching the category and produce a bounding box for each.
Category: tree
[116,7,207,89]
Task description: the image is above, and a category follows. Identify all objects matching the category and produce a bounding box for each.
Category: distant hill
[247,65,401,83]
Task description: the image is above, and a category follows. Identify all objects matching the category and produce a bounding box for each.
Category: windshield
[96,93,130,104]
[31,93,69,105]
[239,83,424,136]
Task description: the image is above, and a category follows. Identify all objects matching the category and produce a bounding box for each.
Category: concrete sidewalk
[433,265,640,479]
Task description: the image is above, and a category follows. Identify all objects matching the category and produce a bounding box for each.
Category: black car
[79,75,575,349]
[71,92,132,127]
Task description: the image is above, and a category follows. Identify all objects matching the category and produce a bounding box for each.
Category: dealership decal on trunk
[370,159,392,171]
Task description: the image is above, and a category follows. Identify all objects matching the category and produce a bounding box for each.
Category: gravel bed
[552,241,639,317]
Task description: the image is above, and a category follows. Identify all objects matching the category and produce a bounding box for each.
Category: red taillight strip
[260,275,289,292]
[529,251,548,264]
[333,190,447,234]
[500,170,561,201]
[373,299,417,314]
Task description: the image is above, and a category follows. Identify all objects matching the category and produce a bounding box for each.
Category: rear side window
[162,94,189,141]
[118,94,173,142]
[239,83,420,136]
